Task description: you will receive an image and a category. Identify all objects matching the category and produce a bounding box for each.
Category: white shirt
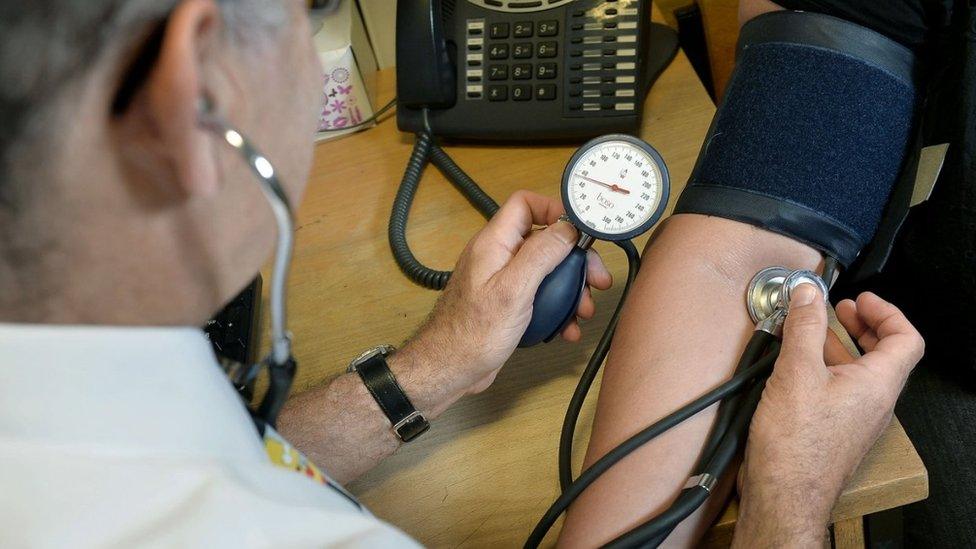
[0,324,420,548]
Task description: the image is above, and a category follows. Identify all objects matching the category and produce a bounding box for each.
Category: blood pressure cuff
[674,11,918,266]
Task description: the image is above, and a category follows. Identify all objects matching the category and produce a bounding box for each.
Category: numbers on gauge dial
[568,141,662,235]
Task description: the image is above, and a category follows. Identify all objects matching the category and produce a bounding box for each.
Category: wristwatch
[347,345,430,442]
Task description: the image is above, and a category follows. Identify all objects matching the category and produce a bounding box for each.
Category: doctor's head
[0,0,322,325]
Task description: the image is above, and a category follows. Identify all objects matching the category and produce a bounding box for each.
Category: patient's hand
[734,287,924,547]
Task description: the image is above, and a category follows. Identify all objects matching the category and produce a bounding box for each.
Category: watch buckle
[393,411,428,441]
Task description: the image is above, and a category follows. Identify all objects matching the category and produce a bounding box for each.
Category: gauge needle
[574,174,631,195]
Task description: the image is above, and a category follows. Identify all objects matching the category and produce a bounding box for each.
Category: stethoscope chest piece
[747,266,830,325]
[747,267,792,324]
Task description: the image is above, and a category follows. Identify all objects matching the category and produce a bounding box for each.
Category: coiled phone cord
[389,131,499,289]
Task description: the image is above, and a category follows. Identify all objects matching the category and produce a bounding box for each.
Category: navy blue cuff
[674,185,864,266]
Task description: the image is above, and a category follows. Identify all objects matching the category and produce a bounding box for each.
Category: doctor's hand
[410,190,612,395]
[733,287,924,548]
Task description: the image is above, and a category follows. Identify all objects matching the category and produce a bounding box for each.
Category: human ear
[114,0,230,198]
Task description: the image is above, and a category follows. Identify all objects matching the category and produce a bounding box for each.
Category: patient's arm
[558,214,821,546]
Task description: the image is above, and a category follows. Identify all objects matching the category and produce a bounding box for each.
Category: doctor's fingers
[484,190,565,251]
[850,293,924,381]
[586,249,612,290]
[496,220,578,294]
[835,299,879,352]
[774,283,830,384]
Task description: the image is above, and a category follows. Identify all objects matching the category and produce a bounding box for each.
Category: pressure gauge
[561,134,670,241]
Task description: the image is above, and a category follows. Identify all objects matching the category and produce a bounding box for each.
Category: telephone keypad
[512,43,533,59]
[470,9,565,105]
[465,1,639,110]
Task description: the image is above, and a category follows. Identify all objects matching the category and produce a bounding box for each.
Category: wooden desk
[285,13,927,548]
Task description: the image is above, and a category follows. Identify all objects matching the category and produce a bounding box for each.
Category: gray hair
[0,0,286,211]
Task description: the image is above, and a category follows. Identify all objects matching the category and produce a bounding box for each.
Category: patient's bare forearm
[558,214,821,547]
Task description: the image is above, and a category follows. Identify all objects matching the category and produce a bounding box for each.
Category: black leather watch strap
[353,351,429,442]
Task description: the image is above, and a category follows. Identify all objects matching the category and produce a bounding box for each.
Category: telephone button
[489,44,510,60]
[487,85,508,102]
[536,63,557,79]
[538,21,558,37]
[537,41,558,58]
[513,21,534,38]
[512,85,532,101]
[512,63,533,80]
[535,84,557,101]
[489,22,510,39]
[509,1,543,8]
[488,64,509,80]
[513,43,533,59]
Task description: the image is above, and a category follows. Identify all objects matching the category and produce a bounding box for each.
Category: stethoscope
[199,105,297,429]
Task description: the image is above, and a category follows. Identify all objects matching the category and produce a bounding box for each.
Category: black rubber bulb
[518,246,589,347]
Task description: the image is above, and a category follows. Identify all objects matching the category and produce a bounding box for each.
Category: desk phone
[396,0,652,140]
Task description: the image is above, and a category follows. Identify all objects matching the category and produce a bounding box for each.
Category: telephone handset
[396,0,654,140]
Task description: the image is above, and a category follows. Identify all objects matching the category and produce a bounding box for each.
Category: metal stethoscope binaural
[199,104,297,429]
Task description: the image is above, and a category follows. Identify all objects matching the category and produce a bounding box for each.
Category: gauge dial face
[563,137,668,240]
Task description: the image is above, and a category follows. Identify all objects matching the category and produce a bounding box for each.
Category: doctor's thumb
[776,283,830,376]
[504,220,578,291]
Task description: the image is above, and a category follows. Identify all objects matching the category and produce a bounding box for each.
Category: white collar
[0,323,267,463]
